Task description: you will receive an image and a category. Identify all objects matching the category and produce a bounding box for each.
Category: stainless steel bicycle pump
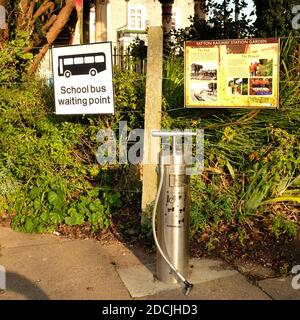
[151,131,196,296]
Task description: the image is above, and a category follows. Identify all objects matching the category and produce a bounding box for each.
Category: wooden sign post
[141,27,163,223]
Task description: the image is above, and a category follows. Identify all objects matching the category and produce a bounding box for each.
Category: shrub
[0,67,145,233]
[0,30,33,84]
[161,38,300,249]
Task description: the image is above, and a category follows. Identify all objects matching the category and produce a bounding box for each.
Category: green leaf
[24,218,34,233]
[22,53,33,60]
[77,201,90,215]
[260,196,300,205]
[226,160,235,180]
[67,207,77,216]
[49,211,63,224]
[89,199,103,212]
[33,197,41,210]
[291,175,300,187]
[47,189,65,208]
[40,212,49,222]
[87,187,100,198]
[65,215,76,226]
[65,208,85,226]
[37,225,46,233]
[29,186,40,200]
[88,210,109,230]
[47,191,58,206]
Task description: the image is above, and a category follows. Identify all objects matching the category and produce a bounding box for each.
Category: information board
[184,38,280,108]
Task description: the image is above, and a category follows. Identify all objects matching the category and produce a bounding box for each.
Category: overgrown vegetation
[0,2,299,275]
[253,0,299,37]
[3,0,78,74]
[0,30,33,83]
[160,36,300,272]
[0,69,145,234]
[165,0,254,55]
[0,35,298,275]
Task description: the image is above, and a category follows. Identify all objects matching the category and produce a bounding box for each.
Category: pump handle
[152,131,197,137]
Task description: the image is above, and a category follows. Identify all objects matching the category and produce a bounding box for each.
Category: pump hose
[152,163,193,296]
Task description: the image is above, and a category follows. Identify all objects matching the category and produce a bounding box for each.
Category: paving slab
[0,228,130,300]
[1,226,294,300]
[258,276,300,300]
[0,226,70,249]
[116,258,257,299]
[139,273,271,300]
[101,242,154,269]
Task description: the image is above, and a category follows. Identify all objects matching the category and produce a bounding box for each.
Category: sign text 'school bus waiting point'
[58,52,106,78]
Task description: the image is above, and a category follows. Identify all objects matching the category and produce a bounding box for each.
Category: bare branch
[30,1,55,28]
[26,0,38,23]
[19,0,29,14]
[45,0,74,43]
[41,14,57,33]
[29,0,75,75]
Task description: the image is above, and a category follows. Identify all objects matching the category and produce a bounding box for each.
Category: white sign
[52,42,114,115]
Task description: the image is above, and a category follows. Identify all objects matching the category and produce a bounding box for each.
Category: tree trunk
[194,0,206,20]
[83,0,90,44]
[234,0,240,22]
[159,0,174,34]
[29,0,75,75]
[223,0,229,37]
[75,0,83,44]
[234,0,240,37]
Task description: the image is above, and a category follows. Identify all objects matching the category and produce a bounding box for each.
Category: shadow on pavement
[2,271,49,300]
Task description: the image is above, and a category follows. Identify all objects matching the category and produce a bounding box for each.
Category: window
[95,55,105,63]
[128,5,145,30]
[84,56,94,64]
[74,57,84,64]
[171,8,181,30]
[64,58,73,65]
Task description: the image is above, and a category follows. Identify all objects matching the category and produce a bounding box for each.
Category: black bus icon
[58,52,106,77]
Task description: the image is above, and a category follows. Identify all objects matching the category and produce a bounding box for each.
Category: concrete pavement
[0,226,299,300]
